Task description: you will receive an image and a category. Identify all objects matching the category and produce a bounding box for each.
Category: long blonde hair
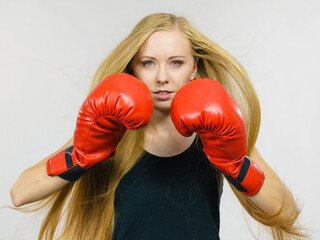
[29,13,304,239]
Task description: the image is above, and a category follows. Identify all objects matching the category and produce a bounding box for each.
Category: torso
[112,137,222,240]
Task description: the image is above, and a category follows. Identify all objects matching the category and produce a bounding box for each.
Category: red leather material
[171,78,264,196]
[47,73,153,177]
[241,160,265,196]
[47,147,77,176]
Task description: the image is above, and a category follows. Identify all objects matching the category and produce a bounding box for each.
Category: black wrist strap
[223,156,251,193]
[58,145,88,181]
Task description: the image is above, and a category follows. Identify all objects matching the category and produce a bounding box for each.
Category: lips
[153,90,174,100]
[154,90,173,94]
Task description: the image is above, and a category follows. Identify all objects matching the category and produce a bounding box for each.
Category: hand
[171,78,264,196]
[47,73,153,181]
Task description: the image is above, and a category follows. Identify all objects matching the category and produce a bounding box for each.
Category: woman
[10,13,306,239]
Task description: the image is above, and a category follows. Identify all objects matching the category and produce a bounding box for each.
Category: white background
[1,0,319,239]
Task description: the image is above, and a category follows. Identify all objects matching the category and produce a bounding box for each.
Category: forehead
[136,29,192,56]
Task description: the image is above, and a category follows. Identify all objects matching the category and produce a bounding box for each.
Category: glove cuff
[47,145,88,181]
[225,156,265,196]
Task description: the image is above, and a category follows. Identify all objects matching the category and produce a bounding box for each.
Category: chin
[152,100,173,112]
[153,104,172,113]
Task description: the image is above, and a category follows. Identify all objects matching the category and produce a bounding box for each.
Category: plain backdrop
[1,0,319,239]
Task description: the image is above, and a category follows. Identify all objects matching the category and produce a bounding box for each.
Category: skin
[11,29,297,218]
[10,139,71,207]
[131,29,197,113]
[131,29,198,157]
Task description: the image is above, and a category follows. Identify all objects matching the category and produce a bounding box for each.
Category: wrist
[224,156,265,196]
[47,145,88,181]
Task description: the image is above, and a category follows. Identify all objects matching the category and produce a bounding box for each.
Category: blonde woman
[11,13,306,239]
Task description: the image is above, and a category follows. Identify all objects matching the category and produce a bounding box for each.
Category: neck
[143,109,196,157]
[146,109,176,135]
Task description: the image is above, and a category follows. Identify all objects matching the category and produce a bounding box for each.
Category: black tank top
[112,140,222,240]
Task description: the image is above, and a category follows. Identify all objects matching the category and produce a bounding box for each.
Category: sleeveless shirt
[112,140,222,240]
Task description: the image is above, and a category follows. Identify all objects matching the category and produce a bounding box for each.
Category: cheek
[131,66,140,79]
[132,68,145,82]
[134,73,153,90]
[178,66,195,82]
[132,65,149,79]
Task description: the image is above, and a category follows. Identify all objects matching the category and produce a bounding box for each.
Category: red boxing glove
[47,73,153,181]
[171,78,264,196]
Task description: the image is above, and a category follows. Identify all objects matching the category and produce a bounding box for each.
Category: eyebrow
[138,55,187,60]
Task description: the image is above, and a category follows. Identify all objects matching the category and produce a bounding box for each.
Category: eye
[170,60,183,66]
[142,61,154,66]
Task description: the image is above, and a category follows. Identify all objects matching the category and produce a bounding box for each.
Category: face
[131,29,197,112]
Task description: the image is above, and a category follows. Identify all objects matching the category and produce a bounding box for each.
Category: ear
[190,58,198,80]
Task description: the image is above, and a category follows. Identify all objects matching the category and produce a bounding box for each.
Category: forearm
[247,147,298,216]
[10,139,72,207]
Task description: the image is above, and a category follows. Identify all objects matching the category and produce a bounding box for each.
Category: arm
[11,73,153,207]
[171,79,303,238]
[10,138,72,207]
[248,147,298,216]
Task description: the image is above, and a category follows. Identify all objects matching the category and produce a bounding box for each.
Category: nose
[156,65,169,84]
